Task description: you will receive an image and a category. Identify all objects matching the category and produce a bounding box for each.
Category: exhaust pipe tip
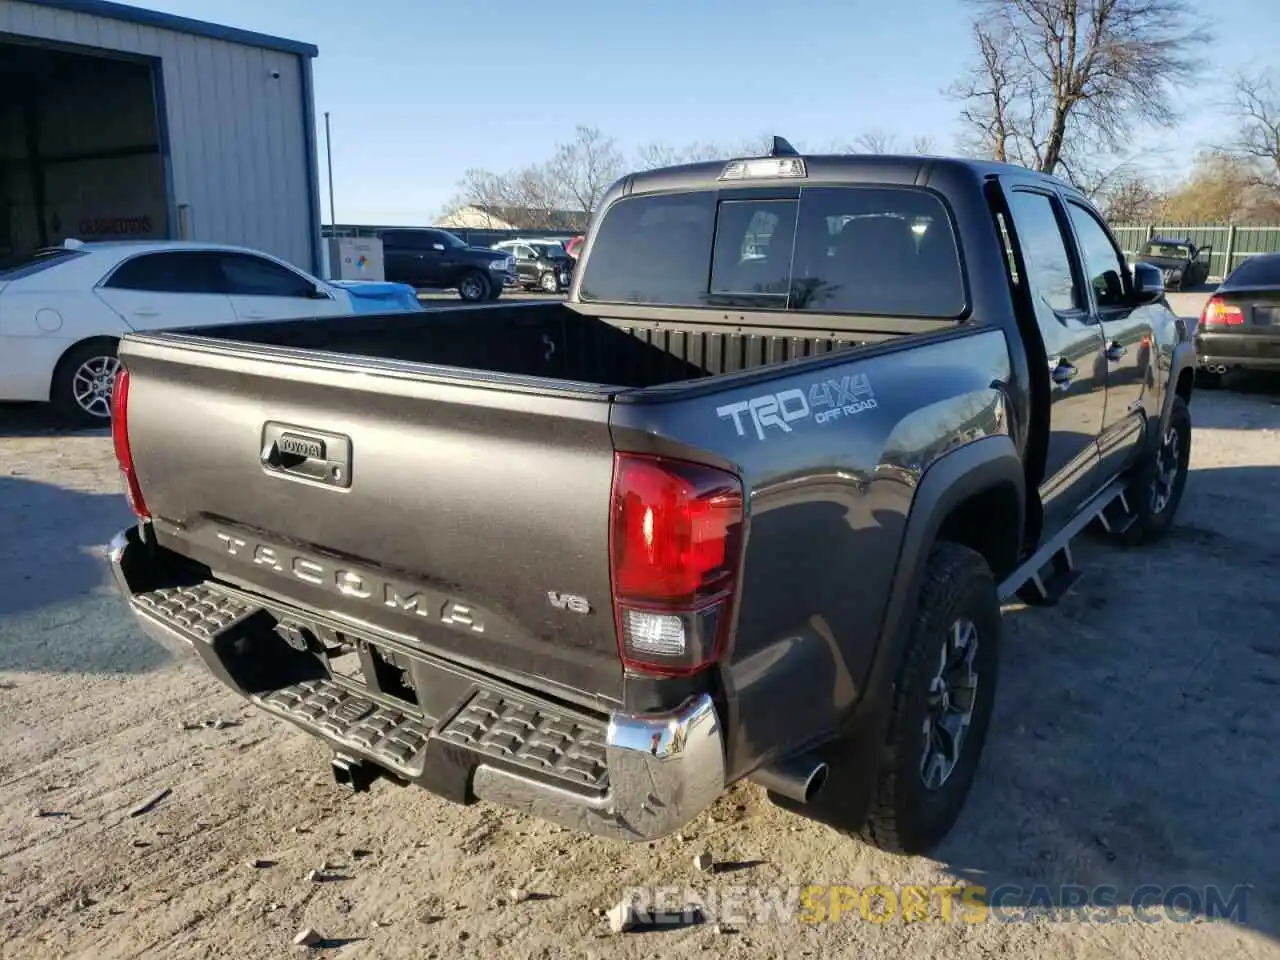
[750,757,829,804]
[803,762,829,803]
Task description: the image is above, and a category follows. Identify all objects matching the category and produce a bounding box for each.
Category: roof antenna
[769,136,799,157]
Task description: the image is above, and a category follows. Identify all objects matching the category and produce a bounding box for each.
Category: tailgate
[120,335,624,706]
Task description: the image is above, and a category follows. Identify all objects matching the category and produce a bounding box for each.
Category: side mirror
[1131,261,1165,305]
[431,243,445,252]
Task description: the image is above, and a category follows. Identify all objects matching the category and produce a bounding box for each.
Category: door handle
[1050,358,1078,388]
[241,312,267,320]
[261,423,352,489]
[132,309,160,318]
[1104,340,1127,362]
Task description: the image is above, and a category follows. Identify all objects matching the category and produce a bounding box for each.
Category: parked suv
[378,228,514,301]
[492,239,574,293]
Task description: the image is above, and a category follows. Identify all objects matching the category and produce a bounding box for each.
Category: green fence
[1110,223,1280,279]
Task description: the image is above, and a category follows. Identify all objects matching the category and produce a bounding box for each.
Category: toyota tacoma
[106,142,1196,855]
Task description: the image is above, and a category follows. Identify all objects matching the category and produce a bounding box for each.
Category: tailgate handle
[260,422,352,489]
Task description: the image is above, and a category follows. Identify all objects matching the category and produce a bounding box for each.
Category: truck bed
[115,300,953,710]
[172,300,921,390]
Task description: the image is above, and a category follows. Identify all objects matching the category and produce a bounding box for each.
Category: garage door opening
[0,38,169,267]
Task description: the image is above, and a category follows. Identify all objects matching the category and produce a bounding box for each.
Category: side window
[217,253,316,298]
[1004,191,1082,319]
[104,252,221,293]
[419,231,445,251]
[515,245,535,259]
[1067,202,1128,309]
[378,231,406,249]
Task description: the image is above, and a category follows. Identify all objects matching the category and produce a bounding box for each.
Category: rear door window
[579,186,966,317]
[104,252,223,293]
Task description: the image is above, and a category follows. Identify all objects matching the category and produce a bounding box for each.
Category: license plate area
[275,615,423,712]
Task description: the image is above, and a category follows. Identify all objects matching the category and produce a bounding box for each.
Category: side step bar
[997,478,1130,606]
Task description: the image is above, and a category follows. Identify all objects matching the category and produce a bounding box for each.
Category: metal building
[0,0,322,273]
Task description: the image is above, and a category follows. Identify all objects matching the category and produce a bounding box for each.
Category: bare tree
[545,125,625,219]
[1097,173,1167,222]
[911,135,939,154]
[949,0,1210,179]
[854,129,899,153]
[443,168,520,227]
[634,135,775,170]
[1226,70,1280,187]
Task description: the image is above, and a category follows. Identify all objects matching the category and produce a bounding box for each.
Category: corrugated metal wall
[0,0,315,270]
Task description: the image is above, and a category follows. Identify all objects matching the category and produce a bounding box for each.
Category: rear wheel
[772,543,1001,855]
[50,337,120,428]
[1118,395,1191,545]
[457,271,490,302]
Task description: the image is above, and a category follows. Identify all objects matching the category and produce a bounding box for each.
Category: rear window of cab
[578,185,966,318]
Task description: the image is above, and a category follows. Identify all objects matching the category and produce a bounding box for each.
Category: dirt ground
[3,347,1280,958]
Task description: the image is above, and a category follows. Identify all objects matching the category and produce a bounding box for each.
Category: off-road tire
[858,542,1002,854]
[768,542,1001,856]
[1118,394,1191,545]
[50,337,120,429]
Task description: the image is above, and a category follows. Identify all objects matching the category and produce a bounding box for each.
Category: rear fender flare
[825,435,1025,820]
[1153,339,1196,445]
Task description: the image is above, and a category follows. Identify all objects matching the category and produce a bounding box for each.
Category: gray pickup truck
[107,144,1197,856]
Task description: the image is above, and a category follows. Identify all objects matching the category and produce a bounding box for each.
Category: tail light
[1201,297,1244,328]
[609,453,745,677]
[110,367,150,519]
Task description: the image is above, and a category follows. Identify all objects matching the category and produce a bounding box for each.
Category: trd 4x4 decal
[716,374,878,441]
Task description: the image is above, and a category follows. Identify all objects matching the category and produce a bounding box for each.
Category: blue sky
[132,0,1276,224]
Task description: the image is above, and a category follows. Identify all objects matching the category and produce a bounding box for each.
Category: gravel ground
[2,304,1279,959]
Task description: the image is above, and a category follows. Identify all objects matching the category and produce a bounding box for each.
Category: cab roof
[621,152,1075,199]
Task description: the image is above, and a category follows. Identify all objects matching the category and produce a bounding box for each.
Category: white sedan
[0,239,423,426]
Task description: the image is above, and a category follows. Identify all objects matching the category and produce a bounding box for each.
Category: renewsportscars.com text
[618,883,1251,926]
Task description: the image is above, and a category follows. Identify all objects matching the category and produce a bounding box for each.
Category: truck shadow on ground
[0,475,171,675]
[927,460,1280,939]
[0,402,108,439]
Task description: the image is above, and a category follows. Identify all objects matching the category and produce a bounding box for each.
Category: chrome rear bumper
[108,526,726,842]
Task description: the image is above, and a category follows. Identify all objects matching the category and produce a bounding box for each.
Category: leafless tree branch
[948,0,1211,177]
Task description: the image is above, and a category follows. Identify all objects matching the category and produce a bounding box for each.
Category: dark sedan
[1195,252,1280,388]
